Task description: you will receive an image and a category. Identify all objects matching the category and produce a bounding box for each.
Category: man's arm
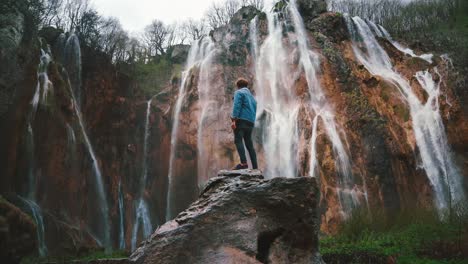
[231,91,243,120]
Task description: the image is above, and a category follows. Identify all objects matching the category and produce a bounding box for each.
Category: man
[231,78,258,170]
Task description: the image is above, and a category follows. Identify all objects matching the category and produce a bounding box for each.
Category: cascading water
[64,34,82,106]
[254,3,300,179]
[131,97,155,250]
[131,199,152,251]
[346,15,466,213]
[251,0,365,213]
[118,181,125,250]
[63,34,110,249]
[18,197,48,256]
[414,69,465,209]
[68,75,111,249]
[249,16,260,63]
[366,20,433,63]
[20,48,54,257]
[196,41,218,185]
[166,38,215,221]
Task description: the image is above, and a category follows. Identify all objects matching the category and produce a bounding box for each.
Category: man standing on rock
[231,78,258,170]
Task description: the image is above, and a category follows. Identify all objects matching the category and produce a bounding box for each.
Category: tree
[40,0,64,27]
[99,17,128,61]
[143,19,169,56]
[205,0,241,29]
[63,0,90,32]
[182,19,207,41]
[77,9,100,48]
[240,0,264,10]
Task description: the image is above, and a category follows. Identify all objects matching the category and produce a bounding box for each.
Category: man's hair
[236,78,249,88]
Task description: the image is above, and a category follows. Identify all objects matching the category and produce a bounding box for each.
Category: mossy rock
[405,57,431,72]
[314,32,351,85]
[307,12,349,43]
[393,104,410,122]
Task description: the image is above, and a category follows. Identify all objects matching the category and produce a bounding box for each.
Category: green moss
[134,59,177,97]
[380,85,392,102]
[313,32,351,84]
[394,104,410,122]
[344,87,386,130]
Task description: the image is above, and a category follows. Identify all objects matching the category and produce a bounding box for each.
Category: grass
[133,59,181,98]
[320,204,468,264]
[20,250,128,264]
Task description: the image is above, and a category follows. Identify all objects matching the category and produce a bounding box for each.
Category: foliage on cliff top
[329,0,468,69]
[132,58,182,98]
[321,204,468,264]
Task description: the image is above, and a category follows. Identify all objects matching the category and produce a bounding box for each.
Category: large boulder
[129,170,323,264]
[297,0,328,22]
[0,196,37,263]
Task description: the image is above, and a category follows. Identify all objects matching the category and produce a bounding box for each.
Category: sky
[92,0,224,33]
[92,0,416,34]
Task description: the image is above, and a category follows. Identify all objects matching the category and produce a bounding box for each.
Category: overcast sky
[92,0,416,34]
[92,0,225,33]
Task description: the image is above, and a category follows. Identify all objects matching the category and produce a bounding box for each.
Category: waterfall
[64,34,82,106]
[249,16,259,62]
[346,15,466,213]
[67,76,110,249]
[20,48,55,257]
[31,49,52,113]
[166,38,215,221]
[254,3,300,179]
[63,34,110,249]
[118,181,125,250]
[367,20,433,63]
[196,41,217,185]
[414,69,465,209]
[251,0,364,213]
[131,97,155,250]
[131,199,152,251]
[18,197,48,256]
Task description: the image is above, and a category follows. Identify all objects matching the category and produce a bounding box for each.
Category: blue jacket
[231,87,257,124]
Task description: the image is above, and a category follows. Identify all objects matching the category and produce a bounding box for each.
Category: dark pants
[234,120,258,169]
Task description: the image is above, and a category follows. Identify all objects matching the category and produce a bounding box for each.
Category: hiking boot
[232,163,248,170]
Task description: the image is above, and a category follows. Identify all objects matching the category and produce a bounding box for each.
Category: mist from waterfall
[166,38,215,221]
[346,16,465,212]
[131,97,155,250]
[250,0,365,213]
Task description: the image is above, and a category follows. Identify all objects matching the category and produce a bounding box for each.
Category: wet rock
[363,76,379,88]
[0,8,25,119]
[211,6,259,66]
[167,44,190,64]
[307,12,349,43]
[297,0,327,22]
[130,171,322,264]
[0,196,37,263]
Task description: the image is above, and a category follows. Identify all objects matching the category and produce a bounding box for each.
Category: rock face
[297,0,328,21]
[0,197,37,263]
[129,170,322,264]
